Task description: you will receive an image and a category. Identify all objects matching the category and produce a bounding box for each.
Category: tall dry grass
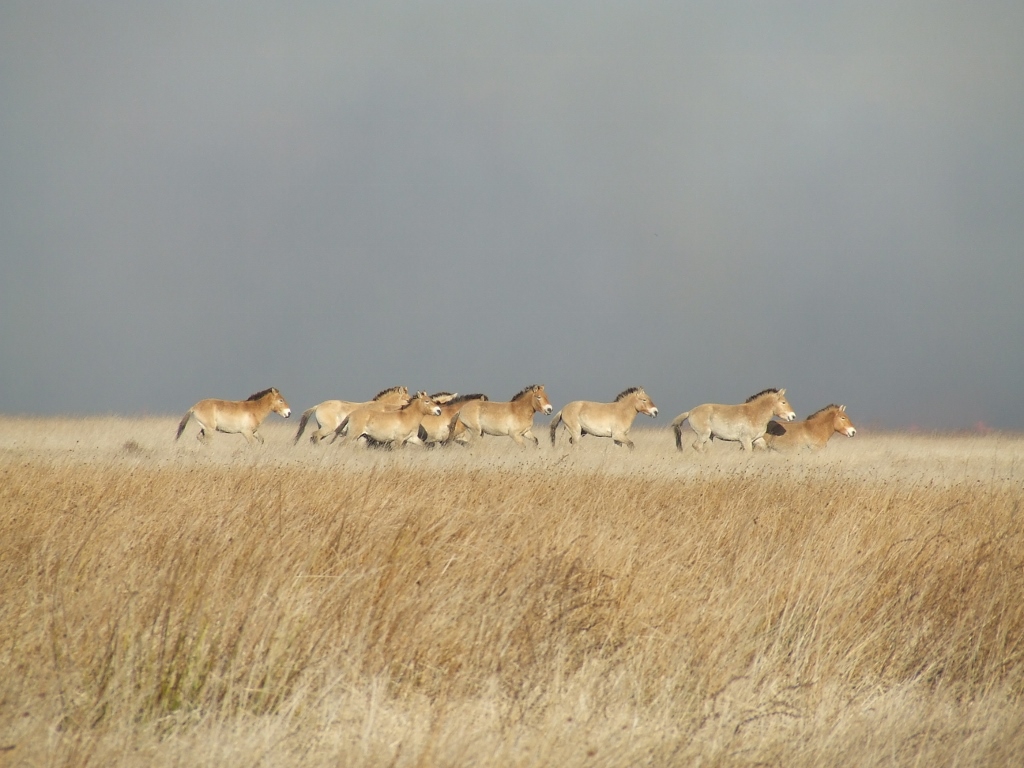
[1,416,1023,766]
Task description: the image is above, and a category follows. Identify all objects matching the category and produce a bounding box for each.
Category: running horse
[457,384,553,447]
[335,391,443,448]
[762,404,856,451]
[175,387,292,445]
[549,387,658,449]
[293,386,410,444]
[671,388,796,452]
[418,393,490,446]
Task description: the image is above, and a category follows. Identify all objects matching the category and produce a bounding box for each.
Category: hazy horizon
[2,2,1022,429]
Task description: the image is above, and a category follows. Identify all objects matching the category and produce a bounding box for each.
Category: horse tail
[294,407,316,444]
[175,409,193,440]
[549,410,563,446]
[671,411,690,450]
[441,412,461,445]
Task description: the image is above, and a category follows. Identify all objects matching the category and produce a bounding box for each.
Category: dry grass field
[2,415,1023,766]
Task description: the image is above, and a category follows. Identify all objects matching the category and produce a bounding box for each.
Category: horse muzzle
[648,408,659,417]
[282,409,292,418]
[845,427,856,437]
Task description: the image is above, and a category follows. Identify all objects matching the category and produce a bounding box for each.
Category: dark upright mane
[373,386,407,401]
[745,388,779,403]
[615,387,643,401]
[448,393,488,405]
[246,388,277,401]
[808,404,842,419]
[511,385,542,401]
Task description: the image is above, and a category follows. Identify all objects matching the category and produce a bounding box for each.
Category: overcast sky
[2,2,1022,430]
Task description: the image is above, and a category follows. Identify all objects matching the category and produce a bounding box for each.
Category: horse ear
[778,388,786,395]
[840,404,846,411]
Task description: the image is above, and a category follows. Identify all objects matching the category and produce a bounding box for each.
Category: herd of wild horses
[175,385,857,452]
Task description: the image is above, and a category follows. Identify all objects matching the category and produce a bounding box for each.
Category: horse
[549,387,658,449]
[457,384,553,447]
[762,404,856,451]
[335,391,442,448]
[175,387,291,445]
[293,386,409,444]
[418,393,490,446]
[671,388,796,452]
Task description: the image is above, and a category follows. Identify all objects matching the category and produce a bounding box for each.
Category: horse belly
[365,414,416,443]
[481,418,514,437]
[477,405,516,436]
[708,413,754,443]
[578,414,614,439]
[197,401,245,435]
[218,410,257,435]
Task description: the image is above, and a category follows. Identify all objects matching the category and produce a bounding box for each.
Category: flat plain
[2,415,1022,766]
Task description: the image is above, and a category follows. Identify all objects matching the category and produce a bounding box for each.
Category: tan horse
[549,387,658,449]
[176,387,291,445]
[294,386,409,444]
[762,404,856,450]
[457,384,553,447]
[418,393,490,446]
[336,391,442,448]
[672,388,796,452]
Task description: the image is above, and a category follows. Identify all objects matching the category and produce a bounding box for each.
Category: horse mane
[373,386,407,400]
[448,393,489,405]
[511,385,542,401]
[745,388,780,403]
[429,391,454,400]
[615,387,643,401]
[246,388,277,401]
[808,404,842,419]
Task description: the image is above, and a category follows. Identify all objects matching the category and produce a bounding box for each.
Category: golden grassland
[1,415,1023,766]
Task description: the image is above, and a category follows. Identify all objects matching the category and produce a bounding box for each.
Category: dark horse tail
[294,406,316,444]
[175,409,193,440]
[549,410,564,446]
[671,411,690,451]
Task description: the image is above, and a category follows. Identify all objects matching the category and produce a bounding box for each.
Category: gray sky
[2,2,1022,430]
